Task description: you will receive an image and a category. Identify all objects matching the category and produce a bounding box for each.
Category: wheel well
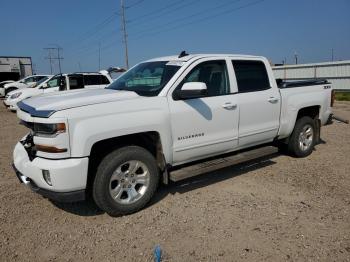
[5,86,17,94]
[86,132,166,196]
[297,105,320,120]
[296,105,321,143]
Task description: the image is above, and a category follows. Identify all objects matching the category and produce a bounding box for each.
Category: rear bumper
[13,141,89,202]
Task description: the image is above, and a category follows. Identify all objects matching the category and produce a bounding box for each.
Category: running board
[169,146,278,182]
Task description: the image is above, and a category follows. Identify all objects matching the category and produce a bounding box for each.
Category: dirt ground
[0,101,349,262]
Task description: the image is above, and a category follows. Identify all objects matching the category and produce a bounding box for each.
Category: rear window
[232,60,270,93]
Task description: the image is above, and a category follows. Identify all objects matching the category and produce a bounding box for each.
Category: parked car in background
[4,71,113,111]
[12,53,334,216]
[0,75,51,97]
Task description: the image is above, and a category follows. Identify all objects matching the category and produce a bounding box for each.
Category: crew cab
[4,71,113,111]
[12,53,333,216]
[0,75,51,97]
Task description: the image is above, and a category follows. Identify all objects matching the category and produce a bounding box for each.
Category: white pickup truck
[12,53,334,216]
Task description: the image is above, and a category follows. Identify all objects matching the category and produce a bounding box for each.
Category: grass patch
[335,92,350,101]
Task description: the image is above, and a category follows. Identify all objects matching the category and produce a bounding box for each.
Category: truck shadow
[152,152,280,203]
[51,152,280,217]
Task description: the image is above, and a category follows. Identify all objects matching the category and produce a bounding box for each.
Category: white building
[0,56,33,82]
[273,60,350,91]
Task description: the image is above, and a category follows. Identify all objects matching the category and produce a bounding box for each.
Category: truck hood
[18,89,139,117]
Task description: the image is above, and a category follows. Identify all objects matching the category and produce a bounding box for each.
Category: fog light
[42,170,52,186]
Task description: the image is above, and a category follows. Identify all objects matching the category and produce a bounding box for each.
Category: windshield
[33,77,49,88]
[107,61,180,96]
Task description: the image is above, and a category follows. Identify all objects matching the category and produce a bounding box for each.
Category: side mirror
[40,83,48,89]
[175,82,207,100]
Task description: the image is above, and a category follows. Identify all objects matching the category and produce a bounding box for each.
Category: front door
[168,59,239,165]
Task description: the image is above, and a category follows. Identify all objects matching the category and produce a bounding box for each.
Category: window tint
[182,60,230,96]
[69,75,84,90]
[100,75,110,84]
[84,75,110,85]
[232,60,270,93]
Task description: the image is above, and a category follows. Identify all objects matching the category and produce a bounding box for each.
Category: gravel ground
[0,101,349,262]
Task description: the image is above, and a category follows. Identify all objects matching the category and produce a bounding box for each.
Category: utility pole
[78,62,82,72]
[44,48,53,74]
[99,42,101,71]
[44,45,63,74]
[294,51,298,65]
[57,47,62,74]
[120,0,129,69]
[331,48,334,61]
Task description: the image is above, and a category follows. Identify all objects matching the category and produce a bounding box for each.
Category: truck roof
[145,54,265,63]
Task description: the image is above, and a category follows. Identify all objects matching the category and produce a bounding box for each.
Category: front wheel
[287,116,316,157]
[92,146,159,216]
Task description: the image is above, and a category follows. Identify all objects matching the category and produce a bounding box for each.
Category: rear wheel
[92,146,159,216]
[287,116,316,157]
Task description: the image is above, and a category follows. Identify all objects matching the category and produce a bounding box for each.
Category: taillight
[331,90,335,107]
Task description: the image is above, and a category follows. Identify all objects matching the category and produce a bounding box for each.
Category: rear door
[231,59,281,147]
[168,58,239,164]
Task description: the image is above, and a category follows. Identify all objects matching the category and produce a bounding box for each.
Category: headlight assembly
[33,123,66,136]
[10,92,22,99]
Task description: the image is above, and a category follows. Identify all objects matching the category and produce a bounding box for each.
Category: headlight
[34,123,66,136]
[10,92,22,99]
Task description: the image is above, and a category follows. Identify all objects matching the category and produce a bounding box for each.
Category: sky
[1,0,350,74]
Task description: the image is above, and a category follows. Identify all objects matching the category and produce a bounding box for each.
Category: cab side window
[232,60,270,93]
[69,75,84,90]
[182,60,230,97]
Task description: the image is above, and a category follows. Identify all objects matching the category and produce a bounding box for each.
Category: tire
[92,146,159,216]
[5,87,17,95]
[287,116,316,157]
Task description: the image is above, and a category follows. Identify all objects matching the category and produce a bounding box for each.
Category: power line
[126,0,146,9]
[130,0,243,36]
[44,46,64,74]
[128,0,185,23]
[131,0,266,40]
[65,12,119,50]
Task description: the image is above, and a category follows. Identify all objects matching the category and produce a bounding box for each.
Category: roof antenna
[178,50,189,58]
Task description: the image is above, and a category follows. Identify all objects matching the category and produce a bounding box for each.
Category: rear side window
[69,75,84,90]
[84,75,110,85]
[232,60,270,93]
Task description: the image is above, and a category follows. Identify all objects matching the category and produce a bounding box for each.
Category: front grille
[20,133,37,161]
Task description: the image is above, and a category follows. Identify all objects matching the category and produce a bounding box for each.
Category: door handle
[222,102,237,110]
[268,97,279,103]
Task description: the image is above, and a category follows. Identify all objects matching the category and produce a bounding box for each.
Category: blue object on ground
[154,245,162,262]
